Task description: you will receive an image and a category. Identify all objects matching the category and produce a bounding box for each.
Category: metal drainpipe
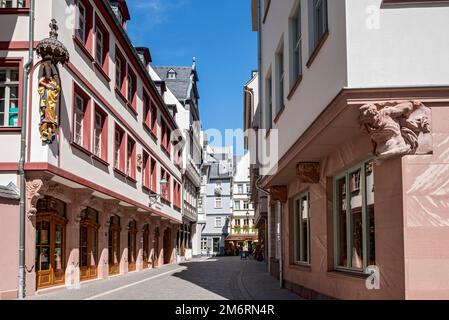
[18,0,35,300]
[278,201,283,289]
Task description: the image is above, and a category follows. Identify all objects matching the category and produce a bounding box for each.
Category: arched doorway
[79,208,99,281]
[153,227,160,267]
[128,220,137,272]
[35,196,67,289]
[108,216,121,275]
[142,224,150,269]
[163,228,172,265]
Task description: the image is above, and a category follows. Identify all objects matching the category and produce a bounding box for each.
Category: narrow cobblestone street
[27,257,300,300]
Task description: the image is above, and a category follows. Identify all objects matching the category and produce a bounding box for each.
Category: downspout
[18,0,35,299]
[279,201,283,289]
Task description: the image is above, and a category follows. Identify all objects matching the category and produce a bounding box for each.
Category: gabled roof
[153,66,197,102]
[0,182,19,200]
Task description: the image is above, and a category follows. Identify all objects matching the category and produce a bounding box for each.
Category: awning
[225,234,258,242]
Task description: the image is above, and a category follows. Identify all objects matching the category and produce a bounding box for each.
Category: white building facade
[0,0,184,299]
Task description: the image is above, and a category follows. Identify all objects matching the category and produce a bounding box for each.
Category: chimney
[135,47,152,66]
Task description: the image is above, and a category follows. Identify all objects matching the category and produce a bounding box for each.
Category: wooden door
[142,225,149,269]
[128,227,137,272]
[80,224,98,281]
[163,228,172,265]
[36,215,66,289]
[153,228,159,267]
[108,226,120,275]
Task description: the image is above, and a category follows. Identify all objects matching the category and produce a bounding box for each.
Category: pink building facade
[251,0,449,299]
[0,0,183,299]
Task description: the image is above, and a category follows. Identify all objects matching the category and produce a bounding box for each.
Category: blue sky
[127,0,257,150]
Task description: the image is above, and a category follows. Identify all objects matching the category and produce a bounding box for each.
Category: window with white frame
[114,129,122,169]
[234,200,240,211]
[276,44,285,112]
[246,184,251,194]
[334,160,375,272]
[201,238,207,251]
[234,219,241,227]
[214,217,222,228]
[167,69,176,79]
[76,1,87,43]
[215,197,222,209]
[95,27,104,65]
[310,0,328,52]
[290,3,302,87]
[294,192,310,265]
[0,67,19,127]
[265,72,272,130]
[73,94,85,146]
[0,0,26,8]
[237,184,243,194]
[93,110,103,157]
[115,57,122,89]
[127,72,133,103]
[243,201,249,210]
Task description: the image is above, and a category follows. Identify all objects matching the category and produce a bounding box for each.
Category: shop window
[294,192,310,265]
[334,160,375,272]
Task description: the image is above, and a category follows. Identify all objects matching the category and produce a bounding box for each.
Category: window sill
[126,175,137,184]
[115,87,128,105]
[161,198,171,206]
[142,185,151,193]
[143,123,158,142]
[92,154,110,167]
[113,167,128,178]
[287,75,303,101]
[93,61,111,83]
[0,8,30,15]
[273,105,285,124]
[0,127,21,132]
[126,102,138,117]
[71,142,110,167]
[73,36,94,62]
[327,269,369,280]
[71,141,91,156]
[306,31,330,69]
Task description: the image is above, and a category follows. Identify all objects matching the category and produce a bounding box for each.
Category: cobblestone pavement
[27,256,300,300]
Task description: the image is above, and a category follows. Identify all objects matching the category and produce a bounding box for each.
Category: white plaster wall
[346,0,449,88]
[0,173,18,186]
[261,0,348,162]
[12,2,183,221]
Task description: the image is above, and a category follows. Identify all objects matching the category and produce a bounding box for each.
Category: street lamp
[149,178,168,206]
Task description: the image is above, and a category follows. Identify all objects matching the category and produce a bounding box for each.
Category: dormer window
[167,69,176,79]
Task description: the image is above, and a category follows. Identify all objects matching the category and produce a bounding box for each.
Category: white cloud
[130,0,190,27]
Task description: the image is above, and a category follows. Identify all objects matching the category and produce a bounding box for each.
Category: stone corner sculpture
[36,19,70,145]
[359,100,432,160]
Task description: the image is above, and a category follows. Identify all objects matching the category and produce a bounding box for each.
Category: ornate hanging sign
[36,19,69,144]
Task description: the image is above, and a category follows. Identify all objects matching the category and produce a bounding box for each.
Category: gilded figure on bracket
[38,61,61,144]
[35,19,70,145]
